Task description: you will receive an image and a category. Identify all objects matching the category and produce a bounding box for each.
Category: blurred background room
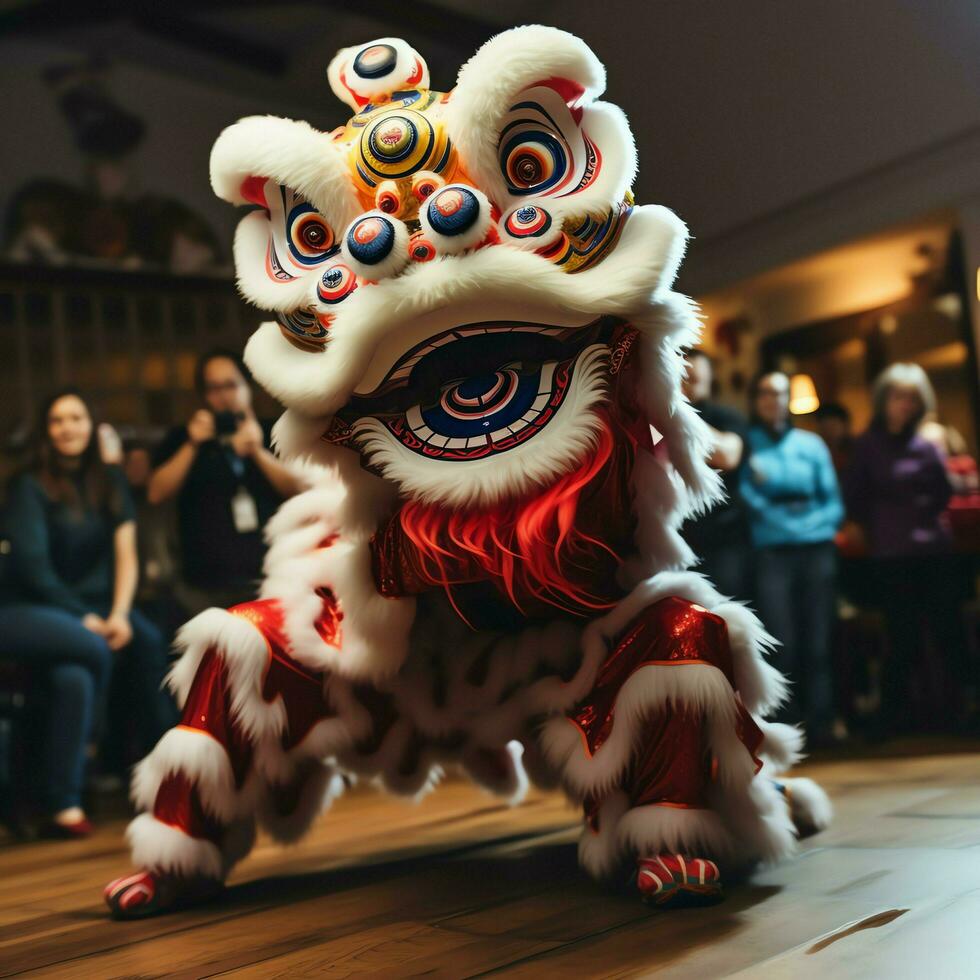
[0,0,978,887]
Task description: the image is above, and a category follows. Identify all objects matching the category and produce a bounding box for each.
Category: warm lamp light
[789,374,820,415]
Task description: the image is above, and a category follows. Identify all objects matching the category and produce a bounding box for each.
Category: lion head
[210,26,703,519]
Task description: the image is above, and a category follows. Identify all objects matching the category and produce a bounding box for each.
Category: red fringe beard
[397,421,622,620]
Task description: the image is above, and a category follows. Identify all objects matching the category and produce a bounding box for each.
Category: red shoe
[636,855,723,907]
[104,870,222,920]
[42,816,94,839]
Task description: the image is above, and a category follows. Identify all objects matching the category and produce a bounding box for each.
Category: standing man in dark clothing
[814,402,854,477]
[149,349,306,612]
[680,349,751,599]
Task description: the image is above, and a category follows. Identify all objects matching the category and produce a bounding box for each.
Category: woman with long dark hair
[0,390,174,835]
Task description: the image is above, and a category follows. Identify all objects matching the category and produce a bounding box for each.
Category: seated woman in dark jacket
[0,390,175,836]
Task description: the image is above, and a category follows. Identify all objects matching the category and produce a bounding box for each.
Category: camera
[213,410,242,437]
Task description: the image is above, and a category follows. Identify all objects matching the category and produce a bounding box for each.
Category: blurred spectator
[0,390,174,836]
[814,402,854,476]
[844,363,968,733]
[124,440,178,608]
[919,405,980,551]
[845,365,952,558]
[741,372,844,746]
[680,349,751,598]
[149,349,306,612]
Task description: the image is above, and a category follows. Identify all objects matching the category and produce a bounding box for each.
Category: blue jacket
[740,425,843,548]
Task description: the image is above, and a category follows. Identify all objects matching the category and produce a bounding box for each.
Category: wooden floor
[4,741,980,978]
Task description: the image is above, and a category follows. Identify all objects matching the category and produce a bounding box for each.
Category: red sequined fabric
[152,599,337,843]
[577,597,764,830]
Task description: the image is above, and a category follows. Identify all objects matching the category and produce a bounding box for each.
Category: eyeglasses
[203,381,242,394]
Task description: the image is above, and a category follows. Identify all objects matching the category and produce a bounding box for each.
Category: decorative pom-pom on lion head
[210,25,713,527]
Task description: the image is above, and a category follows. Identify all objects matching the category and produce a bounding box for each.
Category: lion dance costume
[106,26,831,917]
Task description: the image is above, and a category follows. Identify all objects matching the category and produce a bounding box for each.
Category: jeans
[753,541,838,742]
[0,604,175,812]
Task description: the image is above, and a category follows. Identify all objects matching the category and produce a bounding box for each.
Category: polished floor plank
[5,791,580,976]
[4,742,980,978]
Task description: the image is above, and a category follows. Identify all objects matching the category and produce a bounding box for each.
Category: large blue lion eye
[421,366,540,441]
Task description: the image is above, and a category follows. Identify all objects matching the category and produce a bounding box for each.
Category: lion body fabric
[125,27,829,892]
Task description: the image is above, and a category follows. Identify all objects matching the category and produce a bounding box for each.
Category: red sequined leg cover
[540,596,765,886]
[122,599,343,888]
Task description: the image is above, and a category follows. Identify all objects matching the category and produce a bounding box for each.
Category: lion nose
[424,186,481,236]
[346,214,396,263]
[419,185,492,254]
[341,211,409,279]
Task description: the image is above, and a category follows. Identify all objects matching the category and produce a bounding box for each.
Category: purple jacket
[844,423,953,558]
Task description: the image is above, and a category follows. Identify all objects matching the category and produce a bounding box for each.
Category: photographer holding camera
[148,349,306,613]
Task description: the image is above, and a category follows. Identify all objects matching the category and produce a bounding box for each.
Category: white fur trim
[258,464,414,683]
[211,115,361,227]
[271,413,392,488]
[448,26,616,212]
[351,343,609,507]
[130,727,239,823]
[616,806,733,874]
[605,572,786,716]
[783,776,834,834]
[168,608,287,742]
[577,791,630,879]
[625,445,696,577]
[577,794,734,881]
[534,573,799,877]
[708,770,798,868]
[714,600,787,716]
[537,571,782,798]
[232,209,315,313]
[632,295,720,531]
[126,813,224,880]
[264,448,395,537]
[242,204,686,421]
[757,720,805,770]
[540,663,743,799]
[261,536,415,681]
